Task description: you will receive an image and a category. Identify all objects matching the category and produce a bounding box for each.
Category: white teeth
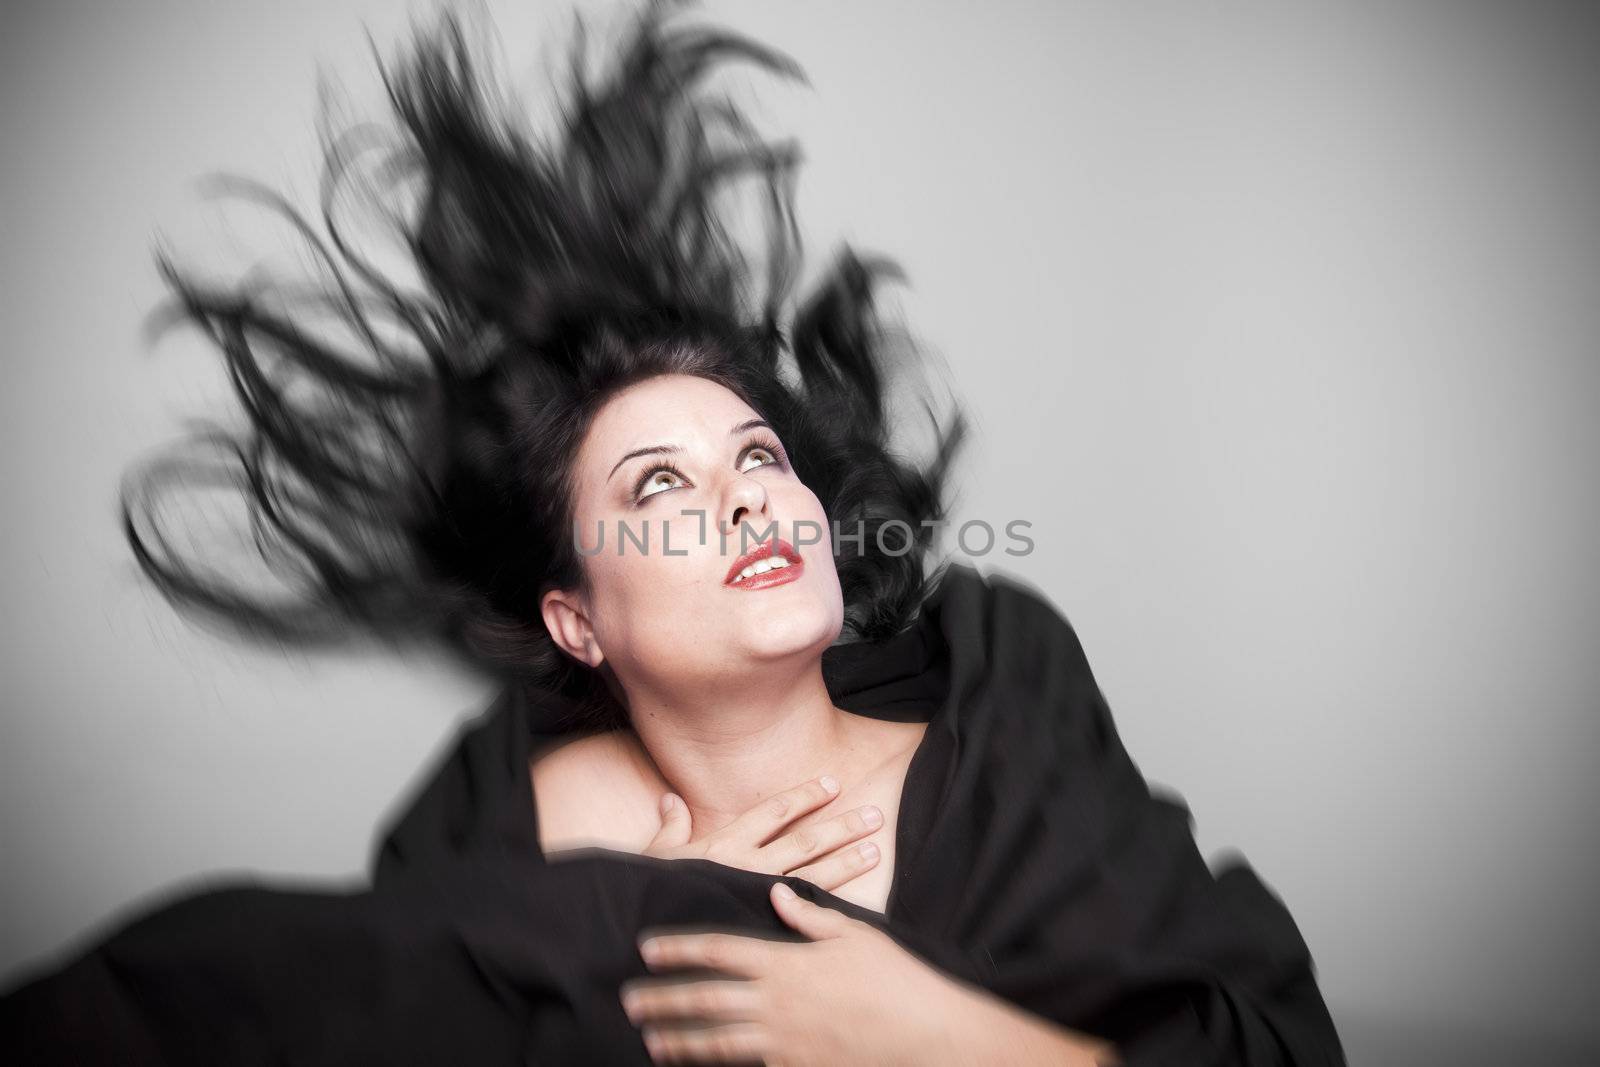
[732,556,792,583]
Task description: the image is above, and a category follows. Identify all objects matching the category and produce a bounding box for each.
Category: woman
[1,2,1344,1064]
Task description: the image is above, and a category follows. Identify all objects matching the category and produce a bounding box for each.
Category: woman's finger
[638,931,779,979]
[761,803,881,872]
[769,880,860,940]
[723,775,840,847]
[782,837,880,892]
[620,977,762,1024]
[644,793,692,855]
[641,1021,768,1064]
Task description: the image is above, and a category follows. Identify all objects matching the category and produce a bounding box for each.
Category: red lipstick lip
[724,537,804,587]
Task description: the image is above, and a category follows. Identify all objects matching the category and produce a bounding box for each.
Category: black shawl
[0,562,1345,1064]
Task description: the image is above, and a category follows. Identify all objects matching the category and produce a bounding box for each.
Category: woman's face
[543,373,844,697]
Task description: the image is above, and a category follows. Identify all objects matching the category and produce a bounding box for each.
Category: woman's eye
[636,445,780,503]
[740,447,778,472]
[637,469,683,500]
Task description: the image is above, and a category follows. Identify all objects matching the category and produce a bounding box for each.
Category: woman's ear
[540,587,605,668]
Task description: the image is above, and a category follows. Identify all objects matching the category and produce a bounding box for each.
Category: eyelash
[631,435,790,505]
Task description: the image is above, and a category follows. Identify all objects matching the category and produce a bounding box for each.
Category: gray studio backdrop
[4,1,1598,1064]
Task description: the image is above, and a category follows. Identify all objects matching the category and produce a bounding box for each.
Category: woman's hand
[621,881,962,1066]
[642,776,884,895]
[621,884,1122,1067]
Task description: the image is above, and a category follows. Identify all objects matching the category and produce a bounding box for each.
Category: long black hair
[122,0,968,730]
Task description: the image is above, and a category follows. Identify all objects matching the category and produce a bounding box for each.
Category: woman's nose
[720,475,772,540]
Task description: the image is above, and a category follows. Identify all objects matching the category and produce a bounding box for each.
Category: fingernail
[773,881,797,900]
[820,774,839,794]
[659,793,675,815]
[638,938,659,962]
[859,841,879,861]
[862,805,883,828]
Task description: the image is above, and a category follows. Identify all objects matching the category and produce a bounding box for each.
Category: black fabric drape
[0,562,1345,1064]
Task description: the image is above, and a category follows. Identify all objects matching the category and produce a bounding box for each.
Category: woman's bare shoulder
[848,713,930,768]
[529,730,665,855]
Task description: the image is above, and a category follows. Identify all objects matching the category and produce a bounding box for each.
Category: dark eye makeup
[629,435,790,505]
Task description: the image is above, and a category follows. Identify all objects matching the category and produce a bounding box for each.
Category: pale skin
[534,374,1119,1065]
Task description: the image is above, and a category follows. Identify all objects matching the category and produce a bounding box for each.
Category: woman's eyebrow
[607,419,772,482]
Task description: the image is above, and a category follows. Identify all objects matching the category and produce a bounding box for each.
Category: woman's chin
[723,601,842,663]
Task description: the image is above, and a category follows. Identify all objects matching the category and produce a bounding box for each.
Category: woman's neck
[622,658,870,839]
